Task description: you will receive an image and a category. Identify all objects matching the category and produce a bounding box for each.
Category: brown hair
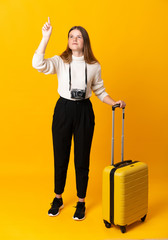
[60,26,99,64]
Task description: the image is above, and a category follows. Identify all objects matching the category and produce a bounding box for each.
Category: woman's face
[68,29,84,53]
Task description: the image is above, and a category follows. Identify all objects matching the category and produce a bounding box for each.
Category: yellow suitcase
[102,104,148,233]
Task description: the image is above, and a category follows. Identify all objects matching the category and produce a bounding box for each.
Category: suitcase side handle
[111,104,125,165]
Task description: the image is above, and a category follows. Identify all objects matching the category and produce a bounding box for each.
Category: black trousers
[52,97,95,199]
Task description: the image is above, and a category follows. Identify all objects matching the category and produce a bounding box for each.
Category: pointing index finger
[48,17,50,24]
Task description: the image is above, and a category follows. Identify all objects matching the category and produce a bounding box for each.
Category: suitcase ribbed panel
[114,162,148,226]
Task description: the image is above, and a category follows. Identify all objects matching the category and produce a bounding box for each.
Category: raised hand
[42,17,52,40]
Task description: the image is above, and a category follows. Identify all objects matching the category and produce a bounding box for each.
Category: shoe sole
[48,204,64,217]
[72,216,85,221]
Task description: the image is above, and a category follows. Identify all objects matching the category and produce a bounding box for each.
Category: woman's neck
[72,51,84,57]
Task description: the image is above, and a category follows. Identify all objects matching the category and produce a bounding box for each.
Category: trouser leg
[74,100,95,199]
[52,98,73,194]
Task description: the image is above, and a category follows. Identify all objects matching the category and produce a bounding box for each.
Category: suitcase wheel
[103,220,111,228]
[120,225,126,233]
[141,214,147,222]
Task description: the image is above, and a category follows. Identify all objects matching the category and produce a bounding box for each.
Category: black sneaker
[73,202,85,221]
[48,197,64,216]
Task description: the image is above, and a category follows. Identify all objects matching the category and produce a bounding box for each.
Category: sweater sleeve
[32,51,60,74]
[91,64,108,102]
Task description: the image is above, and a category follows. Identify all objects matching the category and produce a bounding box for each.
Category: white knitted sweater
[32,51,108,101]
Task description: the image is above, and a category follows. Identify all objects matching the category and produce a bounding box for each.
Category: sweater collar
[72,54,84,62]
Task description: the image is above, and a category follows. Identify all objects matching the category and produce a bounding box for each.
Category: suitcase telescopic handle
[111,104,125,165]
[112,103,121,110]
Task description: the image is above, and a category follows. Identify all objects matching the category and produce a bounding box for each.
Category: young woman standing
[32,17,126,221]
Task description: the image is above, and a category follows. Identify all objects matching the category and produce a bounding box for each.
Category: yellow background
[0,0,168,239]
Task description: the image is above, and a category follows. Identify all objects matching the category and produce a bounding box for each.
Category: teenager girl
[32,17,126,221]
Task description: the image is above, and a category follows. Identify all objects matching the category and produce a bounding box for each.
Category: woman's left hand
[114,100,126,108]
